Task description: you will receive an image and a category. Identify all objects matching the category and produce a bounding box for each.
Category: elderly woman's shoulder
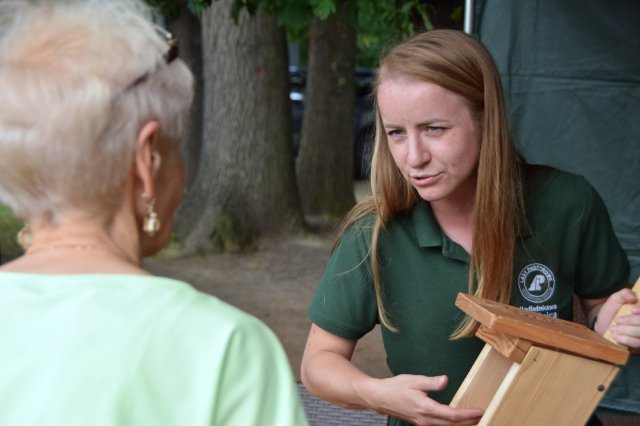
[146,276,288,369]
[96,274,280,355]
[139,275,272,335]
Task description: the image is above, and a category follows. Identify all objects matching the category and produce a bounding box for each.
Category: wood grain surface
[455,293,629,365]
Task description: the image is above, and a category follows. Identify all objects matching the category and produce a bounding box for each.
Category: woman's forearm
[301,349,381,411]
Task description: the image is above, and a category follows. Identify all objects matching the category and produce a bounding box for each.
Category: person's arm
[567,178,640,351]
[214,318,309,426]
[301,323,484,425]
[580,281,640,352]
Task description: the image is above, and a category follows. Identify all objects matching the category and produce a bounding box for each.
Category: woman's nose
[406,133,429,168]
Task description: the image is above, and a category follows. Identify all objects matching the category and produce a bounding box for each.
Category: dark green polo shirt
[309,167,629,424]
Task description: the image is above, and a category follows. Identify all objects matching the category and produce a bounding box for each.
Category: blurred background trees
[149,0,461,254]
[295,0,358,217]
[0,0,463,261]
[175,0,305,254]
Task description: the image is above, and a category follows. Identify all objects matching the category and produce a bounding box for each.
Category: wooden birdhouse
[450,278,639,425]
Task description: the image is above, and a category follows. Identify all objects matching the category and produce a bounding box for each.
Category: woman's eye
[425,126,444,134]
[387,129,404,138]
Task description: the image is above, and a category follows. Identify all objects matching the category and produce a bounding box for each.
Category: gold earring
[143,198,161,237]
[17,223,32,249]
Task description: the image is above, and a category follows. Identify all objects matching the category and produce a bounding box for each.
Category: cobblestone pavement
[299,383,388,426]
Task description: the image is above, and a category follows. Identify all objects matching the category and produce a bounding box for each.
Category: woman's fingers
[374,374,483,425]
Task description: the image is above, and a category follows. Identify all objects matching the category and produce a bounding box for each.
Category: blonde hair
[0,0,193,222]
[339,30,527,337]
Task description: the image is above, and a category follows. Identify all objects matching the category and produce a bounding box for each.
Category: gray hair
[0,0,194,221]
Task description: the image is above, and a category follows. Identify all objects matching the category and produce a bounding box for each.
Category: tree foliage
[357,0,433,66]
[145,0,213,18]
[148,0,434,59]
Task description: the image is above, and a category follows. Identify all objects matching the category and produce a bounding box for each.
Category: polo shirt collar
[410,200,471,262]
[410,199,533,251]
[411,200,443,248]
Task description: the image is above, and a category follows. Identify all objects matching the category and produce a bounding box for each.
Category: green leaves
[310,0,337,19]
[144,0,435,67]
[0,204,24,263]
[409,0,434,31]
[267,2,314,38]
[187,0,215,18]
[145,0,179,18]
[144,0,214,19]
[357,0,433,66]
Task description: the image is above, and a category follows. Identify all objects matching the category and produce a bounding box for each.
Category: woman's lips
[410,173,442,186]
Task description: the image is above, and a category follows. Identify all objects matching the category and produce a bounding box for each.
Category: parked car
[289,66,376,179]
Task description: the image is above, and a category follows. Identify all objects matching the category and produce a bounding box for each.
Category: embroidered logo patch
[518,263,556,303]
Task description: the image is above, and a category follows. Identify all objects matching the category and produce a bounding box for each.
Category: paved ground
[298,384,388,426]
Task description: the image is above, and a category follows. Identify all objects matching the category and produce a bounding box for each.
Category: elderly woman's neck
[11,212,144,274]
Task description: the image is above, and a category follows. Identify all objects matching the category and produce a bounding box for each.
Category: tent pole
[464,0,474,34]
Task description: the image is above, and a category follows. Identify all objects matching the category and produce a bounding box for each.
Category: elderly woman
[0,1,307,425]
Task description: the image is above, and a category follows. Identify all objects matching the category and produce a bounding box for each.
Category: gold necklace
[23,242,141,270]
[26,243,104,254]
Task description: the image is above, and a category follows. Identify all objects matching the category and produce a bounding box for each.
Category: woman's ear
[134,121,161,200]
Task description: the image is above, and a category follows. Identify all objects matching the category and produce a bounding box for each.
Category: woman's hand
[302,324,483,425]
[358,374,483,426]
[596,287,640,349]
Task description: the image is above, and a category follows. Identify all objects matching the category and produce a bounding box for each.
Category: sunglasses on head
[122,25,179,92]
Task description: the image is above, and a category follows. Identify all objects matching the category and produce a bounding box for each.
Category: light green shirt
[0,272,308,426]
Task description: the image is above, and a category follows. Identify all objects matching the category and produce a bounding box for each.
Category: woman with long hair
[301,29,637,426]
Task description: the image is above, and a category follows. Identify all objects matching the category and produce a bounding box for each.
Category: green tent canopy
[477,0,640,414]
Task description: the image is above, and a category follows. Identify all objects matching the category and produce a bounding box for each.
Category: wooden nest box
[450,278,640,426]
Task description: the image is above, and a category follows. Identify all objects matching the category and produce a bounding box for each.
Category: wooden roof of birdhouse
[455,293,629,365]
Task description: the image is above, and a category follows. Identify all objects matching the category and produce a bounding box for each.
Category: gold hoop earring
[16,223,32,249]
[143,198,161,237]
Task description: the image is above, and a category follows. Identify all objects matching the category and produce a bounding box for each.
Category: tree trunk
[168,4,204,189]
[179,1,304,253]
[168,3,205,240]
[296,0,357,218]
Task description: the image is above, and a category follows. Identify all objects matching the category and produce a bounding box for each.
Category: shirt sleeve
[574,179,630,298]
[213,317,308,426]
[308,218,379,340]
